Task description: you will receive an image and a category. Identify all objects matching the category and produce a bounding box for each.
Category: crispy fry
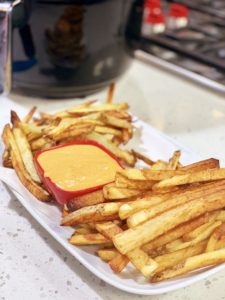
[4,124,50,202]
[166,221,222,253]
[103,184,142,200]
[13,127,41,183]
[154,240,207,273]
[86,132,135,166]
[151,248,225,282]
[23,106,37,123]
[69,233,111,245]
[113,182,225,254]
[167,150,181,170]
[127,182,223,228]
[182,211,220,242]
[67,190,105,212]
[153,168,225,191]
[106,83,115,104]
[181,158,220,172]
[206,223,225,252]
[61,202,123,226]
[100,113,132,130]
[131,150,155,166]
[109,253,130,272]
[95,222,158,276]
[97,248,118,262]
[115,173,154,190]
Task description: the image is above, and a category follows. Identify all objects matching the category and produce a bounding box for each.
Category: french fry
[94,126,122,137]
[109,253,130,273]
[52,124,95,142]
[181,158,220,172]
[167,150,181,170]
[119,192,164,220]
[30,136,54,151]
[68,103,129,115]
[95,222,158,276]
[151,248,225,282]
[127,182,224,228]
[106,83,115,104]
[13,127,41,183]
[72,227,95,235]
[115,173,154,190]
[86,132,135,166]
[166,221,222,253]
[153,168,225,191]
[182,211,220,242]
[142,214,209,254]
[154,240,207,273]
[103,184,142,200]
[113,184,225,254]
[100,113,132,130]
[97,248,118,262]
[4,124,50,202]
[131,150,155,166]
[206,223,225,252]
[61,202,123,226]
[69,233,112,245]
[23,106,37,123]
[67,190,105,211]
[151,160,169,170]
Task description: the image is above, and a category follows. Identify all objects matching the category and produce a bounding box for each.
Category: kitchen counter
[1,59,225,300]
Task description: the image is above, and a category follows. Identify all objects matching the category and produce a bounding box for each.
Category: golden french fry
[115,173,154,190]
[100,113,132,130]
[4,124,50,202]
[61,202,123,226]
[151,160,169,170]
[153,168,225,191]
[23,106,37,123]
[182,211,220,242]
[94,125,122,137]
[67,190,105,212]
[106,83,115,104]
[113,183,225,254]
[30,136,54,151]
[109,253,129,272]
[68,103,129,115]
[131,150,155,166]
[181,158,220,172]
[86,132,135,166]
[96,222,158,277]
[206,222,225,252]
[141,214,209,253]
[154,240,207,273]
[69,233,111,245]
[151,248,225,282]
[13,127,41,183]
[103,184,142,200]
[72,227,96,235]
[166,221,222,253]
[97,248,118,262]
[167,150,181,170]
[127,182,223,228]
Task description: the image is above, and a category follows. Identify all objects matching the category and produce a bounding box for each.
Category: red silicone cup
[34,140,124,205]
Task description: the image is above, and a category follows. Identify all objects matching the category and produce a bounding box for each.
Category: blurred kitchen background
[138,0,225,93]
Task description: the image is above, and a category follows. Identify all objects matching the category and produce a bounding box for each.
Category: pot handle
[0,0,20,95]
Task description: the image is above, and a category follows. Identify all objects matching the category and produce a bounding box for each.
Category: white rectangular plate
[1,119,225,295]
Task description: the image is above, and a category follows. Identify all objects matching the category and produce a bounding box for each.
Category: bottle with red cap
[167,3,189,29]
[142,0,165,36]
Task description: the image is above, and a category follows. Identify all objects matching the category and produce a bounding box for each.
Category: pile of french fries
[2,86,225,283]
[62,154,225,282]
[1,86,135,201]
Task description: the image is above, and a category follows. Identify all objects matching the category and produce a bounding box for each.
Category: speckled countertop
[1,60,225,300]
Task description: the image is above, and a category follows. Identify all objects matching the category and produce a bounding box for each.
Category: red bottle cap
[169,3,188,18]
[147,11,165,24]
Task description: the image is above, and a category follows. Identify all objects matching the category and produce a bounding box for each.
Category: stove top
[139,0,225,93]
